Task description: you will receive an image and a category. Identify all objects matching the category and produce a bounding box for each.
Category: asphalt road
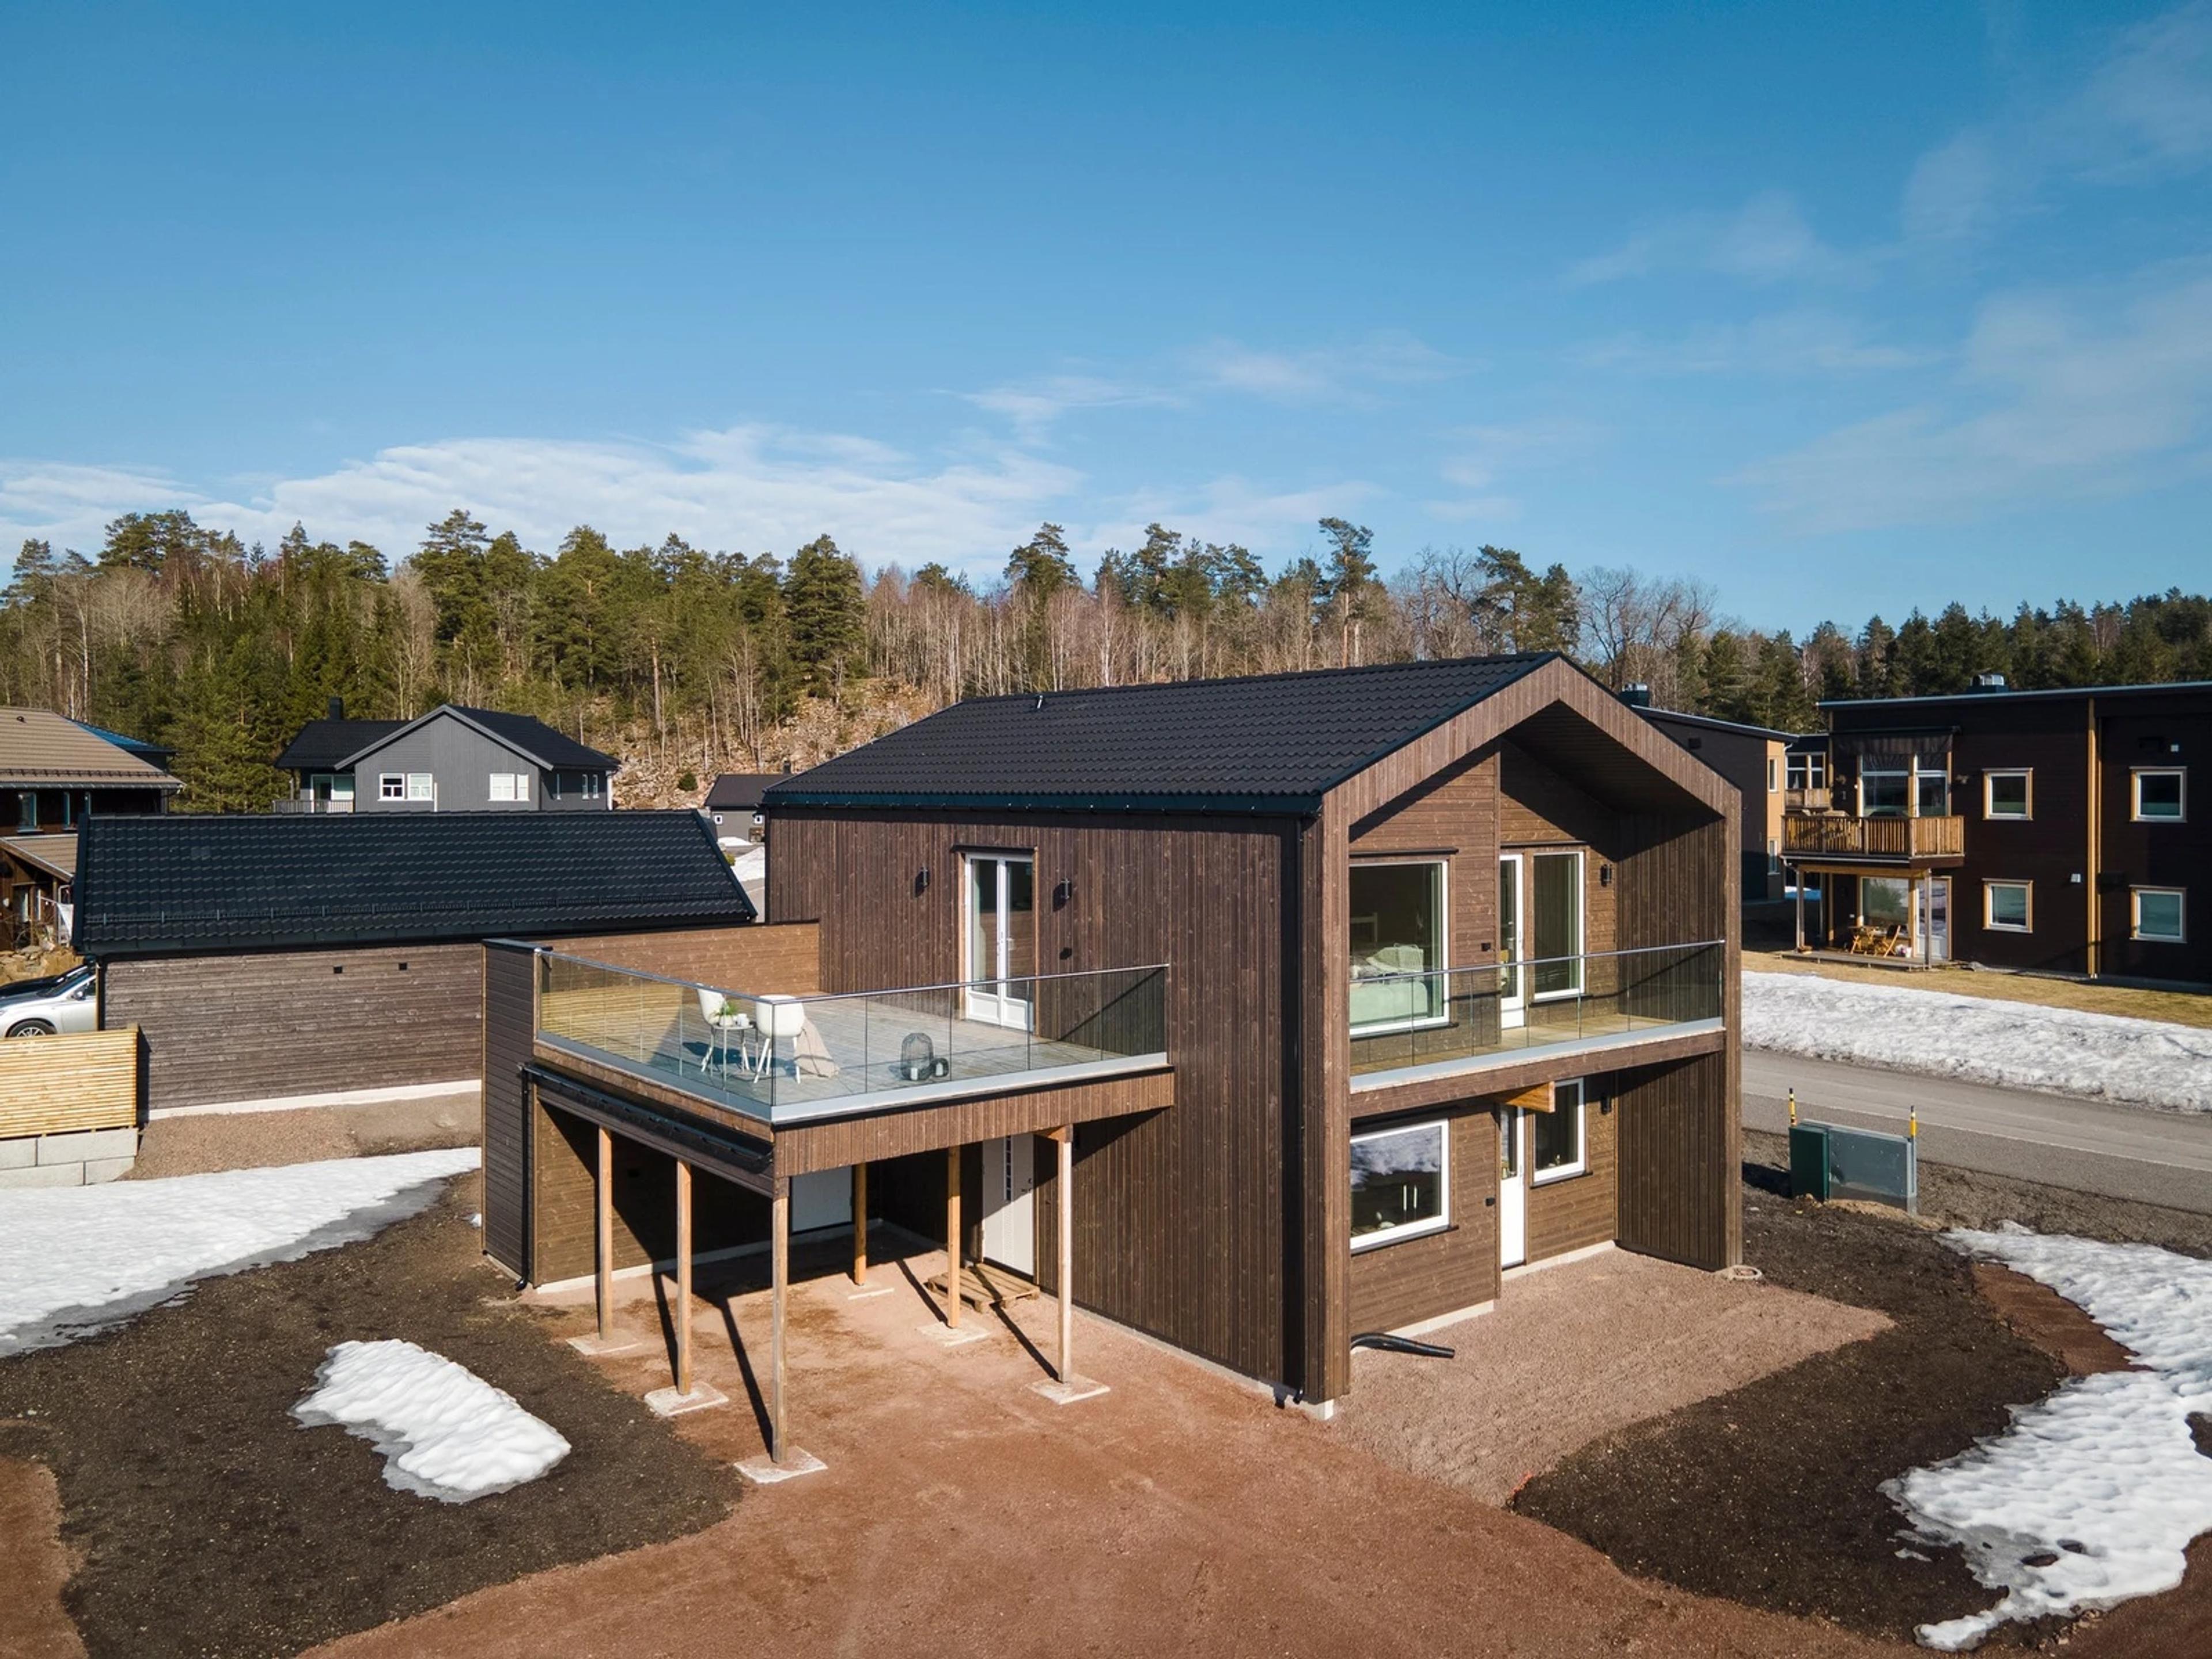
[1743,1050,2212,1215]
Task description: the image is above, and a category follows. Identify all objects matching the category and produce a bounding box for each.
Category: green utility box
[1789,1123,1831,1201]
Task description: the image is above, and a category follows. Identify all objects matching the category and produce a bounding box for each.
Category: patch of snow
[733,846,766,910]
[0,1148,479,1356]
[294,1338,570,1502]
[1744,971,2212,1112]
[1883,1227,2212,1649]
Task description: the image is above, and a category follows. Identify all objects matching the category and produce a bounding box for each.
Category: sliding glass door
[1528,849,1584,999]
[963,854,1036,1030]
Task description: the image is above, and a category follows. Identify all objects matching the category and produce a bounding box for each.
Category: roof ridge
[939,650,1559,710]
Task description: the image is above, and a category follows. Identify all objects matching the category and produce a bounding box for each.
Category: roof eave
[764,790,1322,817]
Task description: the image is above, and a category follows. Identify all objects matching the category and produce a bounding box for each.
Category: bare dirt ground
[0,1456,85,1659]
[1518,1146,2212,1652]
[1336,1247,1890,1502]
[0,1173,736,1659]
[311,1232,1904,1659]
[127,1094,479,1179]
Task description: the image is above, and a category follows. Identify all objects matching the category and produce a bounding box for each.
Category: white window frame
[1349,1118,1451,1252]
[488,772,516,802]
[2131,887,2186,944]
[1528,847,1586,1004]
[1348,856,1451,1035]
[1983,769,2032,821]
[515,770,531,801]
[405,772,433,802]
[1530,1080,1587,1185]
[379,773,405,801]
[2131,767,2186,823]
[1983,880,2033,933]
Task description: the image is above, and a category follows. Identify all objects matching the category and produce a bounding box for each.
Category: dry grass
[1749,949,2212,1029]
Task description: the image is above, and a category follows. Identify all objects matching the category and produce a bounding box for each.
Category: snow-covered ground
[1884,1226,2212,1649]
[294,1338,570,1502]
[733,844,766,910]
[0,1147,479,1356]
[1744,971,2212,1112]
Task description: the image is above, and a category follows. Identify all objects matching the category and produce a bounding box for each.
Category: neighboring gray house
[274,703,619,812]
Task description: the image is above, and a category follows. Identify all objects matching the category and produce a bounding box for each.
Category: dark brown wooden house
[479,653,1740,1471]
[1782,678,2209,986]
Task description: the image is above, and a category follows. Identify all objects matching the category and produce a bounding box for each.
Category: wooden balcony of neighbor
[1781,813,1965,863]
[1782,785,1831,813]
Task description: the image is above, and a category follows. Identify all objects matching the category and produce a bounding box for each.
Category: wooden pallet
[925,1262,1042,1310]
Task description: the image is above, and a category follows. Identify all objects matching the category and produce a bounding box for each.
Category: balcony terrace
[1781,813,1964,863]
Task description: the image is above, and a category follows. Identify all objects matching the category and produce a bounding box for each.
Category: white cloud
[1575,310,1932,376]
[1900,130,2003,245]
[1423,419,1597,524]
[0,426,1084,576]
[1187,331,1468,403]
[963,374,1173,442]
[1737,266,2212,532]
[2075,0,2212,175]
[1566,191,1863,287]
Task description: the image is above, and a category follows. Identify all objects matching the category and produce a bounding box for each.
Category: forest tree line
[3,507,2207,810]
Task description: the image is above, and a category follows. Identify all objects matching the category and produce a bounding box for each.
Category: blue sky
[3,2,2210,630]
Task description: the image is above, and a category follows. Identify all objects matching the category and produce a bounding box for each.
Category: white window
[1786,752,1827,791]
[1531,1081,1587,1183]
[1349,859,1448,1032]
[489,773,516,802]
[1984,880,2032,933]
[515,771,531,801]
[1349,1119,1449,1250]
[406,773,433,802]
[2133,768,2186,823]
[1766,757,1779,793]
[1860,767,1910,816]
[1984,770,2032,820]
[379,773,405,801]
[2133,888,2186,943]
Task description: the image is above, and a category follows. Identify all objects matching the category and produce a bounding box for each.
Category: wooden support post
[674,1158,693,1397]
[851,1161,868,1286]
[1055,1126,1074,1383]
[594,1125,614,1343]
[945,1145,961,1329]
[771,1177,790,1464]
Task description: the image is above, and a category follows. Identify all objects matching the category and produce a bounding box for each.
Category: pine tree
[784,535,864,697]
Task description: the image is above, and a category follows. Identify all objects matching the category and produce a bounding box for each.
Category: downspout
[2085,698,2099,980]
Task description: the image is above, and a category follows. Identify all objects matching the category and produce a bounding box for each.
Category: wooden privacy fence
[0,1026,142,1139]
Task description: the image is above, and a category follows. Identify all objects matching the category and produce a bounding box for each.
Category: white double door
[980,1134,1036,1275]
[963,853,1036,1031]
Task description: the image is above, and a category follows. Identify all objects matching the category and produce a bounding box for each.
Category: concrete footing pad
[915,1322,989,1349]
[644,1382,729,1418]
[845,1284,896,1301]
[735,1449,828,1485]
[567,1332,649,1357]
[1029,1377,1110,1406]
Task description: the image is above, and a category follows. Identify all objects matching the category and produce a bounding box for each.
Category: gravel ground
[0,1172,736,1659]
[1336,1248,1889,1503]
[127,1096,479,1180]
[1517,1141,2212,1648]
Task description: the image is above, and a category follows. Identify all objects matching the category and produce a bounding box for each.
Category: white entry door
[1918,878,1950,964]
[963,854,1036,1030]
[791,1168,853,1234]
[1497,1109,1527,1268]
[980,1135,1036,1275]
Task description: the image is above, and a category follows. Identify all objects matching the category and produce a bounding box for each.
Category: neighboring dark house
[0,709,180,946]
[274,701,619,812]
[1629,690,1794,904]
[1781,677,2209,986]
[478,652,1740,1465]
[703,773,781,845]
[75,812,753,1114]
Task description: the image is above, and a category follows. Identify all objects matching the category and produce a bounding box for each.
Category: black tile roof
[74,810,753,957]
[764,653,1558,815]
[705,773,782,811]
[275,718,407,771]
[442,707,620,771]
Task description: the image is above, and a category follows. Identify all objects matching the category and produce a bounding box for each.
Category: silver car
[0,963,98,1037]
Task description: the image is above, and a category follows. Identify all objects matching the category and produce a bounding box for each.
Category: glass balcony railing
[535,952,1169,1125]
[1349,940,1725,1083]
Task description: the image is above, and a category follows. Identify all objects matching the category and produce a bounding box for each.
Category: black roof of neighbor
[274,718,408,771]
[705,773,783,810]
[1821,679,2212,712]
[335,706,620,772]
[764,653,1559,815]
[74,810,753,957]
[1638,705,1801,742]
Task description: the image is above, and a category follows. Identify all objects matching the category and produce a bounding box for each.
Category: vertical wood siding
[529,1097,770,1284]
[480,942,537,1274]
[1611,1050,1732,1268]
[1522,1085,1619,1262]
[770,808,1303,1388]
[1346,1107,1499,1332]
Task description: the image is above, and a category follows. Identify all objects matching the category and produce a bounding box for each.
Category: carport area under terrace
[485,935,1175,1481]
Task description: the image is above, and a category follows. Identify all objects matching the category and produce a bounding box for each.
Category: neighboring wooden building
[73,812,753,1115]
[1632,693,1794,904]
[273,700,619,812]
[0,709,179,948]
[479,652,1740,1459]
[1782,677,2209,985]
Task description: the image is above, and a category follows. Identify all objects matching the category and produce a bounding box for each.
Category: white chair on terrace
[696,987,751,1078]
[748,995,809,1079]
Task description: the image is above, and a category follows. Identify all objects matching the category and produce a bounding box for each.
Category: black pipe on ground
[1349,1331,1455,1359]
